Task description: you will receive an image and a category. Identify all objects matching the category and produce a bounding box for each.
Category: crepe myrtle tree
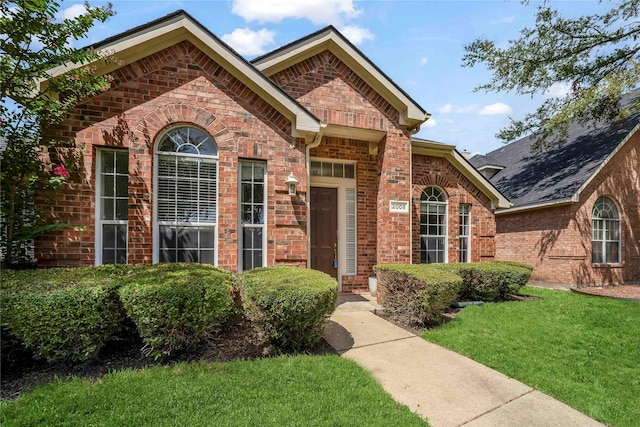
[0,0,114,267]
[464,0,640,151]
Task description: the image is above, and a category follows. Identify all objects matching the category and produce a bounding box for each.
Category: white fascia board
[254,30,428,127]
[38,15,321,137]
[495,198,575,215]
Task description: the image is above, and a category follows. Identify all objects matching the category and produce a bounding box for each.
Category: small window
[458,204,471,263]
[420,187,447,263]
[239,160,266,271]
[310,160,355,179]
[591,196,620,264]
[97,149,128,265]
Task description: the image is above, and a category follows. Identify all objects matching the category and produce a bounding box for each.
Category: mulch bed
[572,284,640,300]
[1,316,336,401]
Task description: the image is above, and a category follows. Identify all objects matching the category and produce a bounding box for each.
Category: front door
[310,187,338,279]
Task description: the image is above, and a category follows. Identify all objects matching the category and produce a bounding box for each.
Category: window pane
[592,241,603,263]
[116,176,128,197]
[116,199,128,220]
[310,161,321,176]
[116,250,127,264]
[102,249,115,265]
[253,184,264,203]
[102,151,114,172]
[606,242,619,263]
[159,226,176,250]
[345,164,355,178]
[178,228,199,249]
[334,163,344,177]
[102,200,114,220]
[253,163,265,182]
[115,152,128,174]
[243,250,254,271]
[102,175,114,197]
[178,249,198,263]
[322,162,332,177]
[103,225,116,248]
[241,163,253,181]
[200,250,215,265]
[242,183,253,203]
[159,249,176,263]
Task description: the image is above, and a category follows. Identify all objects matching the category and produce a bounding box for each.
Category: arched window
[154,126,218,264]
[420,186,448,263]
[591,196,620,264]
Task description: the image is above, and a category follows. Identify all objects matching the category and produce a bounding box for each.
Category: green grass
[422,287,640,427]
[1,355,428,427]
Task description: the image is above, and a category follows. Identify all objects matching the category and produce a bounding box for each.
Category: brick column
[376,129,412,265]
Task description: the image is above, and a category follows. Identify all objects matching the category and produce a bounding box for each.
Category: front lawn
[422,287,639,427]
[1,355,428,427]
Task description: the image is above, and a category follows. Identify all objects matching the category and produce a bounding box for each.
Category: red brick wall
[36,41,307,271]
[495,133,640,285]
[412,154,497,263]
[270,51,413,291]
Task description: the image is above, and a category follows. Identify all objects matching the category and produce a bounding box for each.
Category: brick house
[35,10,508,292]
[471,89,640,286]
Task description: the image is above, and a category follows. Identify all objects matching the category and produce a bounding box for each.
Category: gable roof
[37,10,321,140]
[411,137,511,209]
[252,26,429,130]
[470,89,640,213]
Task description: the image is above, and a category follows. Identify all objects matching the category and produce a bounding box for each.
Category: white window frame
[309,157,358,284]
[95,148,129,265]
[591,196,621,264]
[458,203,471,263]
[152,126,218,265]
[238,160,267,272]
[420,186,448,264]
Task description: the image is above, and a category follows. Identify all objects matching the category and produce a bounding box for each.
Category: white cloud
[423,117,437,128]
[544,82,571,98]
[222,28,276,56]
[491,16,515,24]
[420,57,428,66]
[56,4,88,20]
[437,103,478,114]
[339,25,374,45]
[231,0,361,25]
[478,102,513,115]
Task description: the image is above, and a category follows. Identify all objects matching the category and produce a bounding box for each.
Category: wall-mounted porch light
[285,172,299,196]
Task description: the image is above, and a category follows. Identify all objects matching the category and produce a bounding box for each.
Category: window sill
[592,263,623,269]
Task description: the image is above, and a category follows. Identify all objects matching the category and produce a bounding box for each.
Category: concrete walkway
[323,294,604,427]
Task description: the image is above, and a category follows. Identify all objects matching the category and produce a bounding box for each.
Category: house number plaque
[389,200,409,213]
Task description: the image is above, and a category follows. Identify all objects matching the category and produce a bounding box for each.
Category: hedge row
[374,261,533,327]
[1,264,338,362]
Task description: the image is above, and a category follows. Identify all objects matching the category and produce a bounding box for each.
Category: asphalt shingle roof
[470,90,640,208]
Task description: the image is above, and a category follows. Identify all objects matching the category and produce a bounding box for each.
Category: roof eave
[253,28,428,128]
[495,198,576,215]
[37,12,321,139]
[411,139,512,210]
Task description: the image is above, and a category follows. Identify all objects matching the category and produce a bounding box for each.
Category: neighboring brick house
[471,89,640,286]
[35,10,509,292]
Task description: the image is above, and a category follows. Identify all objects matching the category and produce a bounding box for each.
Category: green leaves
[1,0,113,266]
[464,0,640,149]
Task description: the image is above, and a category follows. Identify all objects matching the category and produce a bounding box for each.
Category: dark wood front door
[310,187,338,279]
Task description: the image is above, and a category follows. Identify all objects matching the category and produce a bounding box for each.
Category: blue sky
[56,0,609,155]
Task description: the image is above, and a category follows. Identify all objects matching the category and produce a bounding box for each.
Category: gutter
[495,197,576,215]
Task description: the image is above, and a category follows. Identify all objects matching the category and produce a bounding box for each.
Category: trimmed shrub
[240,267,337,352]
[448,261,533,302]
[0,266,127,362]
[374,264,463,327]
[118,263,236,359]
